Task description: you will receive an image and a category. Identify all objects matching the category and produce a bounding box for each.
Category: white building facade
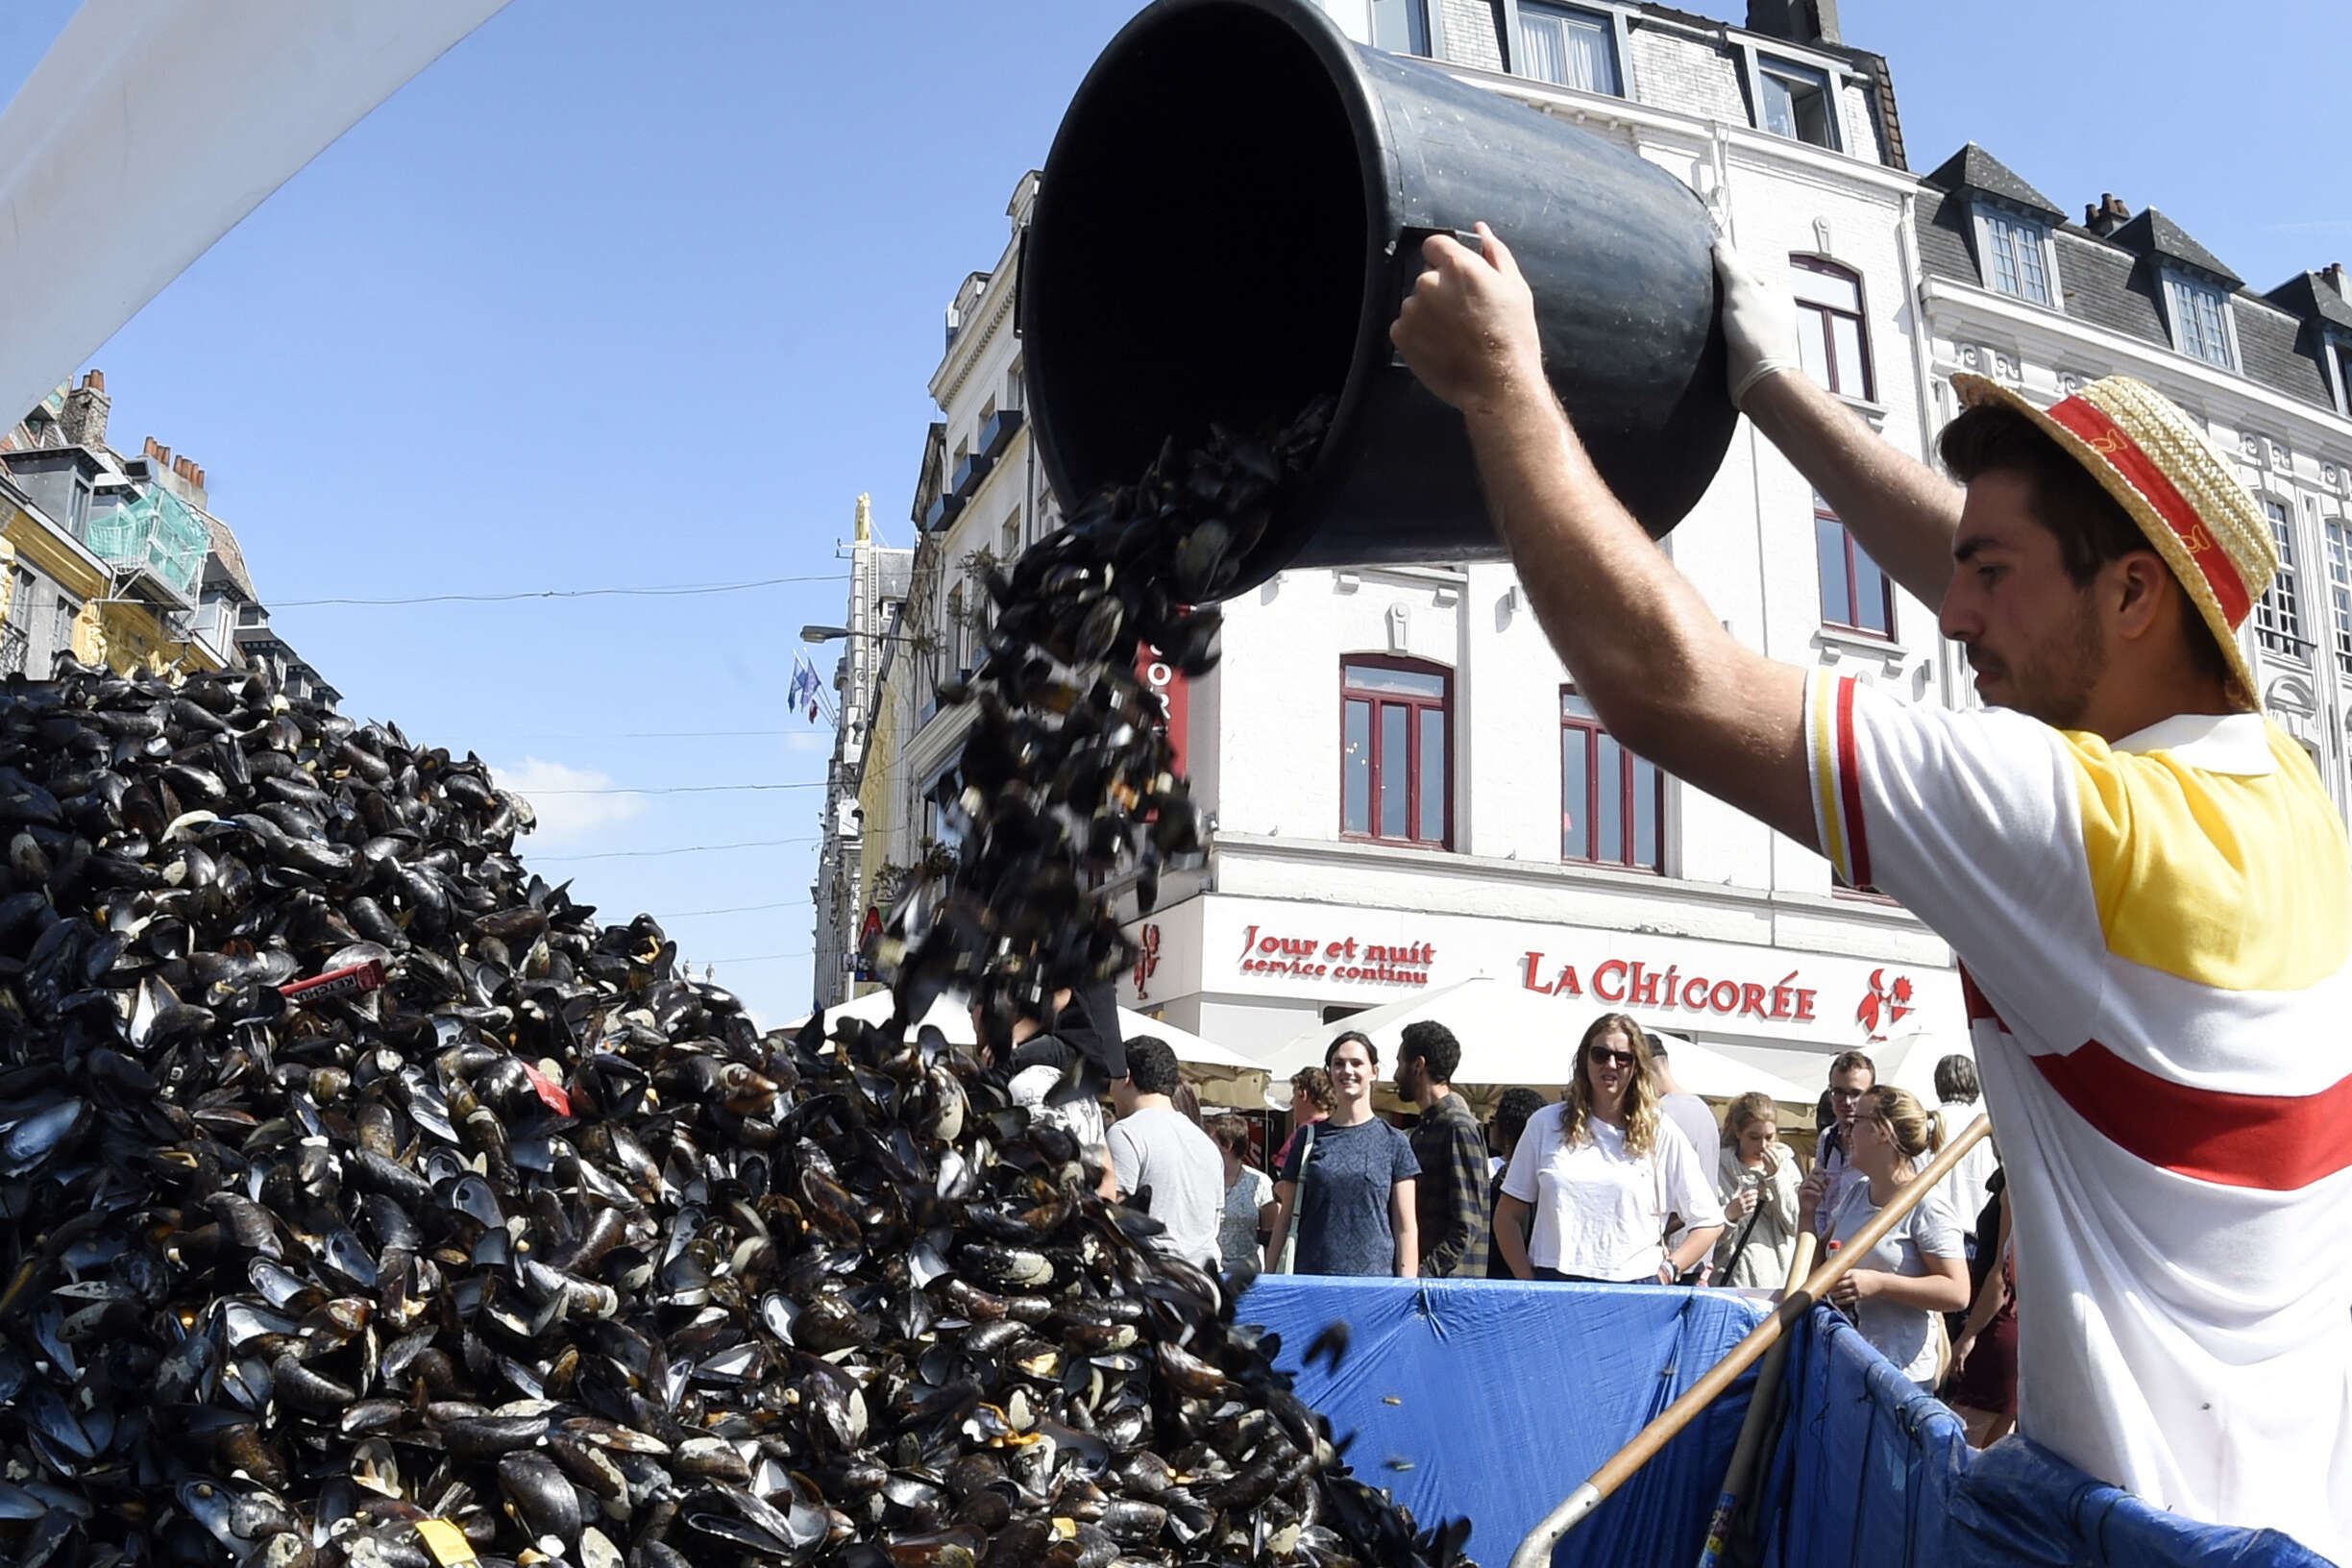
[823,0,1983,1090]
[1115,0,1968,1084]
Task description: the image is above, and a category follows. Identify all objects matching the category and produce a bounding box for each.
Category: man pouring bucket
[1389,231,2350,1558]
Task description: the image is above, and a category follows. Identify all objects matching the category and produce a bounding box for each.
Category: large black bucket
[1020,0,1738,594]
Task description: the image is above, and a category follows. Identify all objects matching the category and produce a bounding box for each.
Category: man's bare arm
[1742,369,1963,608]
[1390,228,1818,849]
[1713,243,1964,610]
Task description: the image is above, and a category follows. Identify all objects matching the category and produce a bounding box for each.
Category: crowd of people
[1202,1014,2017,1439]
[989,979,2014,1437]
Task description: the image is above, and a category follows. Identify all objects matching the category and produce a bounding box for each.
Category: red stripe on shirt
[1834,676,1871,890]
[1957,965,2009,1031]
[2031,1040,2352,1190]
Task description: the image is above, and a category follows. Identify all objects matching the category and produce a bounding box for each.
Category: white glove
[1714,239,1802,410]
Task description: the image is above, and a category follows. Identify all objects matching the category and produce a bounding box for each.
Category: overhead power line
[497,728,803,741]
[272,573,847,608]
[659,899,811,919]
[696,951,812,966]
[531,835,819,863]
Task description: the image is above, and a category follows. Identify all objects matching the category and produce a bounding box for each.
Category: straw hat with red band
[1950,372,2275,709]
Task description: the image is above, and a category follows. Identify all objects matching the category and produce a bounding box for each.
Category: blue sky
[0,0,2342,1023]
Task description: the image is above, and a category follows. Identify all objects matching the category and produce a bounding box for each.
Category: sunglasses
[1586,1045,1637,1067]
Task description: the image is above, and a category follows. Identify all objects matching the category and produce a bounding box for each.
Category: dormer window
[2166,272,2237,369]
[1517,4,1623,96]
[1755,58,1837,149]
[1980,210,2053,306]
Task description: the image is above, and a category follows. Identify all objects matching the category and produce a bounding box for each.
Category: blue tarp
[1237,1277,2338,1568]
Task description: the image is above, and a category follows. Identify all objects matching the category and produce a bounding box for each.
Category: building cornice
[1922,276,2352,451]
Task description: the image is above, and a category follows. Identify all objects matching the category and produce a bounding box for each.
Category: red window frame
[1815,494,1896,638]
[1792,256,1874,402]
[1340,655,1451,848]
[1560,686,1663,871]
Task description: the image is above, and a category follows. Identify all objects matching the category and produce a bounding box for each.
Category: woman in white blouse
[1712,1091,1801,1287]
[1495,1015,1724,1284]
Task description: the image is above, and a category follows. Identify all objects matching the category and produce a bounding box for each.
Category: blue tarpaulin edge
[1237,1277,2338,1568]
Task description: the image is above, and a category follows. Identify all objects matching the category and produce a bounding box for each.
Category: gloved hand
[1715,239,1801,409]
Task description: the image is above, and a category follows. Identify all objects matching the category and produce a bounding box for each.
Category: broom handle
[1692,1226,1817,1568]
[1508,1115,1992,1568]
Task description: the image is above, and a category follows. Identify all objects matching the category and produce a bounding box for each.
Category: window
[1340,658,1449,847]
[2168,275,2235,369]
[51,594,78,672]
[1981,210,2052,306]
[1815,494,1895,637]
[1756,59,1836,148]
[2255,498,2306,657]
[1001,509,1021,562]
[1518,4,1620,94]
[1791,257,1873,401]
[1561,688,1661,870]
[945,584,969,674]
[1370,0,1430,55]
[2324,517,2352,675]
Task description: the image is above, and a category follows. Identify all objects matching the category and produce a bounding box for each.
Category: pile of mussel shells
[871,399,1333,1050]
[0,655,1467,1568]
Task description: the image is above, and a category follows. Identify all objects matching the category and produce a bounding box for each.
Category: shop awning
[1261,976,1818,1104]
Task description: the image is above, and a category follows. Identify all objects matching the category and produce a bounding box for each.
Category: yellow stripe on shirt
[1809,672,1851,883]
[2069,721,2351,992]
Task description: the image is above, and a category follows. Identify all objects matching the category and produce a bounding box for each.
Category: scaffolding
[86,484,208,600]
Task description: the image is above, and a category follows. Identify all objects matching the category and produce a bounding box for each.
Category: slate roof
[202,515,257,601]
[1913,145,2344,418]
[2267,272,2352,334]
[2106,208,2242,287]
[1923,143,2060,220]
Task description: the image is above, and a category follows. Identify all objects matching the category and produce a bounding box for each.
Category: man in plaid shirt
[1399,1020,1493,1277]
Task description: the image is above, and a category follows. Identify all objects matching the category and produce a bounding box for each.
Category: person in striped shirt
[1389,230,2350,1558]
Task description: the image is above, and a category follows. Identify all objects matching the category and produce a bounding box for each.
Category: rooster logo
[1855,968,1914,1041]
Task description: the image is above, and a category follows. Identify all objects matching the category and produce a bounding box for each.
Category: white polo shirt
[1807,671,2352,1559]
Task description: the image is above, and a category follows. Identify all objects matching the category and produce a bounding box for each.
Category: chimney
[1746,0,1840,44]
[2324,262,2346,300]
[59,369,110,449]
[2084,193,2130,239]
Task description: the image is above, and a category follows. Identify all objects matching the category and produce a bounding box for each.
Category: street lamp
[800,625,851,644]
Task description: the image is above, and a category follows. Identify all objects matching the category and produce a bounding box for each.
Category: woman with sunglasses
[1799,1085,1971,1390]
[1494,1014,1723,1284]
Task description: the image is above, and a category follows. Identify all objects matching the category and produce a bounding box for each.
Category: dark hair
[1934,1054,1981,1105]
[1398,1020,1461,1085]
[1293,1067,1336,1115]
[1495,1087,1544,1141]
[1939,403,2232,686]
[1827,1049,1876,1083]
[1208,1115,1249,1152]
[1326,1030,1378,1072]
[1123,1035,1182,1097]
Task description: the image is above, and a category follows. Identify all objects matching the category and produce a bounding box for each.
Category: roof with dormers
[1916,143,2344,417]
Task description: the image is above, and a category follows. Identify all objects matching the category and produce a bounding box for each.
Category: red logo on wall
[1855,968,1915,1041]
[1137,644,1189,777]
[1133,922,1163,1000]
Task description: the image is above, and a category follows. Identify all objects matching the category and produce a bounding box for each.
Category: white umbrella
[1867,1030,1976,1105]
[1263,976,1818,1104]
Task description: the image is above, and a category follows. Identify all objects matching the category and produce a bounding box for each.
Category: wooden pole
[1507,1115,1992,1568]
[1692,1229,1817,1568]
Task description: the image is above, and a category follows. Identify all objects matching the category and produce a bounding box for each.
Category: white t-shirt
[1009,1063,1106,1154]
[1501,1103,1723,1281]
[1808,674,2352,1556]
[1106,1106,1226,1266]
[1930,1100,1997,1238]
[1823,1176,1963,1383]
